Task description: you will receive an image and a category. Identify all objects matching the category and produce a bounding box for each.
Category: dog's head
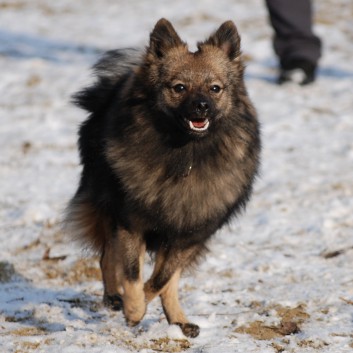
[141,18,245,138]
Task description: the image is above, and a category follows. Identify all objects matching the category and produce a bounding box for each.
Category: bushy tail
[64,193,110,254]
[72,48,141,114]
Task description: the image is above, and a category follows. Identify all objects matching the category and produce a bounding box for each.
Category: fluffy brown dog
[66,18,261,338]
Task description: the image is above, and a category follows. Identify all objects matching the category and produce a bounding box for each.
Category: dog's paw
[103,294,123,311]
[176,322,200,338]
[126,318,141,327]
[123,299,146,326]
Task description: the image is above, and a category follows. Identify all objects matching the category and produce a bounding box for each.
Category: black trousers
[265,0,322,66]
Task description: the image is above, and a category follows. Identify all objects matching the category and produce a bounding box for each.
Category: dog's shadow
[0,259,168,337]
[0,262,112,335]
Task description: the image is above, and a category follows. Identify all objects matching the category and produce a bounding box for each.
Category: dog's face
[141,19,245,138]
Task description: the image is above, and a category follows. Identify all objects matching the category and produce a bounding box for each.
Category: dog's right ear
[148,18,185,58]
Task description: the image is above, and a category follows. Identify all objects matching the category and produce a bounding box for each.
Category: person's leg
[265,0,322,84]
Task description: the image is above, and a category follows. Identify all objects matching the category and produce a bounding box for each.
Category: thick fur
[66,19,261,337]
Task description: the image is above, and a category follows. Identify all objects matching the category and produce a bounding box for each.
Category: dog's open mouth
[188,118,210,132]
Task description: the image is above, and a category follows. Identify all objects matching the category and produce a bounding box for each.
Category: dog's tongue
[189,118,210,131]
[192,120,207,128]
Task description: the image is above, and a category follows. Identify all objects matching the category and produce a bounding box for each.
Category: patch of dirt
[115,337,191,353]
[297,338,329,349]
[273,303,309,323]
[235,320,299,340]
[149,337,191,352]
[235,304,309,340]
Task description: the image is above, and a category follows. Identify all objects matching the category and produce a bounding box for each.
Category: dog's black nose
[195,100,209,114]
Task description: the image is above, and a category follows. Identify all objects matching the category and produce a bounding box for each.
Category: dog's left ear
[203,21,241,60]
[149,18,185,58]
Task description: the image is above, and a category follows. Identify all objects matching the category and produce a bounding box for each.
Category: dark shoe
[278,58,317,85]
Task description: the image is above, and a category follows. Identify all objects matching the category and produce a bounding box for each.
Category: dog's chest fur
[106,119,253,232]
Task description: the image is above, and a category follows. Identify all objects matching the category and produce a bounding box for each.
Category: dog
[65,18,261,338]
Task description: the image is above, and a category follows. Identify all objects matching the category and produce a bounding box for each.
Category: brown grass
[42,257,101,284]
[10,327,48,336]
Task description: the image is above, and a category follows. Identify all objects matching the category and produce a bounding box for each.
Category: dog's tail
[64,192,110,254]
[72,49,141,114]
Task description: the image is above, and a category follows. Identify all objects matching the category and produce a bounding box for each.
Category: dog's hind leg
[67,196,146,325]
[101,237,124,311]
[144,247,200,338]
[65,194,125,309]
[101,227,146,326]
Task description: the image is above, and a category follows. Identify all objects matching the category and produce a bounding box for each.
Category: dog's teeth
[189,119,209,131]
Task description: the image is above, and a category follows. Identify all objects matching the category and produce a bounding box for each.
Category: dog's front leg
[144,246,200,337]
[101,235,125,311]
[120,228,146,326]
[101,228,146,326]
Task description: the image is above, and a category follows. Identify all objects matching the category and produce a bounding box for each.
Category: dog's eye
[173,84,186,93]
[210,85,221,93]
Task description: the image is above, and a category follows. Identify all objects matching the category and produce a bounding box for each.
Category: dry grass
[42,257,101,284]
[10,327,48,336]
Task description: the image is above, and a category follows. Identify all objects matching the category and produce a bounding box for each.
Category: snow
[1,0,353,352]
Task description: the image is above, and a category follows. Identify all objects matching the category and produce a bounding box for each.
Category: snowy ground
[1,0,353,352]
